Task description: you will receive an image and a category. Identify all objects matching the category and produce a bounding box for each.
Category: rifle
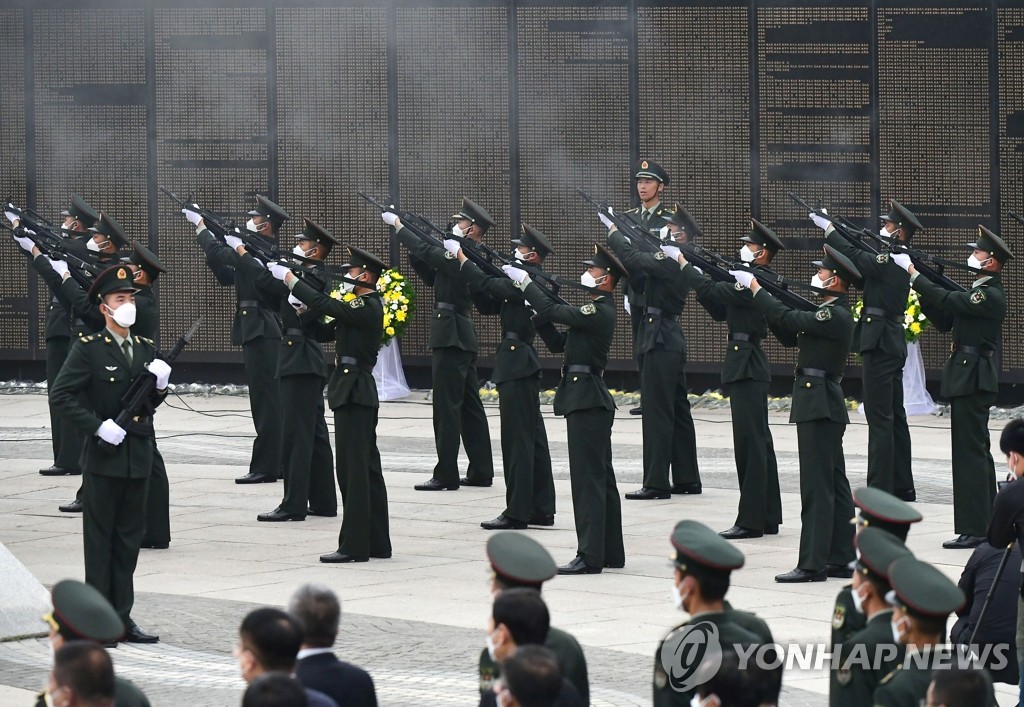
[6,201,64,241]
[159,186,237,238]
[5,222,100,290]
[98,317,203,455]
[787,192,880,255]
[1010,210,1024,228]
[576,189,659,247]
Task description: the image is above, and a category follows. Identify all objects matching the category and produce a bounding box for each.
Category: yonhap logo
[659,621,724,692]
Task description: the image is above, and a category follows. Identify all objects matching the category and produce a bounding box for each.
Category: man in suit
[288,584,378,707]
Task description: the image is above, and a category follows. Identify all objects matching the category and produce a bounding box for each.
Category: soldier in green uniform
[735,245,859,582]
[503,244,625,574]
[459,224,556,530]
[49,264,170,643]
[653,520,774,705]
[892,226,1012,549]
[675,219,784,536]
[184,195,286,484]
[830,527,913,707]
[811,200,921,501]
[382,199,494,491]
[831,487,922,648]
[478,533,589,702]
[230,219,337,521]
[282,246,392,563]
[604,209,701,499]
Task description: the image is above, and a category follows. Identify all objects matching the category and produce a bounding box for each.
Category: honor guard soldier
[653,520,774,706]
[478,533,589,702]
[604,207,701,499]
[383,198,495,491]
[49,265,171,643]
[676,219,784,537]
[811,200,922,501]
[734,245,860,583]
[503,245,626,574]
[282,246,393,563]
[459,223,556,530]
[185,195,287,484]
[832,487,922,647]
[892,226,1012,549]
[829,527,913,707]
[232,218,338,521]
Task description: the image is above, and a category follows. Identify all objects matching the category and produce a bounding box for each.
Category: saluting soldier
[733,245,859,583]
[49,265,171,643]
[811,200,921,501]
[460,224,556,530]
[892,227,1012,549]
[676,219,784,537]
[503,244,625,574]
[283,246,392,563]
[829,527,912,707]
[184,195,286,484]
[382,199,495,491]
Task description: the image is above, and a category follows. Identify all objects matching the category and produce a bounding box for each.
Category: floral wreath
[325,268,416,346]
[851,289,930,344]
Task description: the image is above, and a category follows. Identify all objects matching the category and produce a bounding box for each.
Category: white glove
[809,212,831,231]
[46,257,69,278]
[661,245,681,261]
[382,211,399,227]
[5,210,19,226]
[599,212,614,230]
[501,264,527,282]
[146,359,172,389]
[891,253,912,272]
[288,293,306,311]
[443,238,461,255]
[13,234,34,253]
[181,207,202,225]
[97,419,127,446]
[623,298,631,315]
[267,262,290,281]
[729,269,756,289]
[224,234,244,250]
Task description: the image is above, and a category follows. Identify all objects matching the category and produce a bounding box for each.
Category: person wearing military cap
[87,212,130,255]
[478,533,589,701]
[830,527,913,707]
[382,199,495,491]
[233,218,338,522]
[35,579,150,707]
[653,520,774,705]
[732,245,859,582]
[502,245,626,574]
[673,219,784,537]
[184,195,287,485]
[281,246,392,562]
[49,265,171,644]
[892,226,1012,550]
[810,200,922,504]
[457,223,556,530]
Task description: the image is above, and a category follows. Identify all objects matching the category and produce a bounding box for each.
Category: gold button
[437,313,442,318]
[648,317,653,323]
[242,311,248,315]
[805,382,811,388]
[734,345,739,351]
[963,359,968,365]
[343,368,349,373]
[110,377,115,382]
[510,345,516,351]
[288,341,293,346]
[866,317,871,322]
[573,376,578,382]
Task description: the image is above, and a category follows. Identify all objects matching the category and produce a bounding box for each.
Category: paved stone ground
[0,390,1018,706]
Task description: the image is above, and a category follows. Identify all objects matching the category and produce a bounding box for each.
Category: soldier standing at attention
[892,226,1012,549]
[732,245,859,583]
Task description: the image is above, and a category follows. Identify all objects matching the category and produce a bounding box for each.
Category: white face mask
[967,254,988,270]
[293,245,313,259]
[580,271,603,288]
[341,271,364,294]
[672,581,685,611]
[811,274,832,290]
[879,227,891,239]
[891,617,906,644]
[851,583,866,614]
[514,249,530,263]
[739,246,759,263]
[87,237,104,253]
[246,219,259,233]
[452,223,467,238]
[690,695,710,707]
[106,301,136,328]
[486,631,499,662]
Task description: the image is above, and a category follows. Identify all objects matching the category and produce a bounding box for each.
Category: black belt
[284,328,305,337]
[955,345,994,359]
[728,332,762,346]
[336,355,374,374]
[645,306,680,318]
[503,331,534,344]
[563,365,603,378]
[436,302,470,317]
[796,367,843,383]
[861,306,903,324]
[237,300,262,309]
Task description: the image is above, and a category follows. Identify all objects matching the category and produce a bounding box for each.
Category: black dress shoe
[764,523,780,535]
[481,514,528,530]
[59,499,83,513]
[141,542,169,550]
[415,478,460,491]
[320,551,368,563]
[604,560,625,569]
[719,526,764,540]
[528,514,555,526]
[625,487,671,500]
[307,508,338,518]
[257,508,305,522]
[629,406,643,416]
[557,557,602,575]
[895,489,917,502]
[459,477,493,488]
[39,465,80,476]
[826,564,854,579]
[942,534,985,550]
[236,473,277,484]
[774,568,827,583]
[671,483,703,495]
[124,625,159,643]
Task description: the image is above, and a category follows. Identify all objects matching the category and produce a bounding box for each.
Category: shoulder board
[654,251,667,260]
[876,253,890,264]
[879,667,900,685]
[653,206,665,215]
[134,336,154,346]
[580,303,596,316]
[349,297,365,309]
[969,289,987,304]
[82,335,96,343]
[815,308,832,321]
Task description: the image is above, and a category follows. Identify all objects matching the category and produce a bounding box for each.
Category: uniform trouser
[46,336,84,469]
[630,303,644,381]
[141,445,170,546]
[726,379,782,529]
[498,376,555,522]
[431,347,494,486]
[566,408,624,568]
[796,419,855,571]
[334,404,391,558]
[244,337,283,479]
[82,471,149,626]
[862,350,914,494]
[279,374,336,516]
[639,348,700,490]
[950,392,998,536]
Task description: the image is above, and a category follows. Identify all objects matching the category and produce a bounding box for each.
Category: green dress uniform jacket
[830,609,902,707]
[478,626,589,704]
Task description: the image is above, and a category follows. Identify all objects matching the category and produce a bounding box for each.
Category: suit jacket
[294,652,378,707]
